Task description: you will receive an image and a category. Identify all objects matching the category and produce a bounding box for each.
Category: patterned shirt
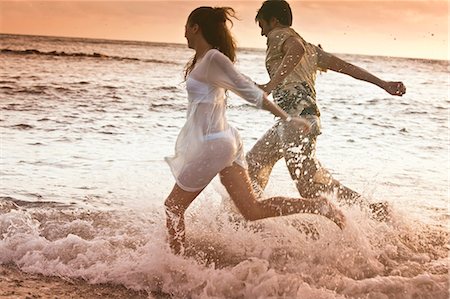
[266,27,322,116]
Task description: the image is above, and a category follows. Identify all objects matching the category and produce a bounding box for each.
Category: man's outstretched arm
[317,49,406,96]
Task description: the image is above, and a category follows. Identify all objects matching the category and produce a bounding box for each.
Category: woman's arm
[206,50,309,132]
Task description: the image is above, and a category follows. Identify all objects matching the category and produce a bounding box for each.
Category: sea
[0,33,449,298]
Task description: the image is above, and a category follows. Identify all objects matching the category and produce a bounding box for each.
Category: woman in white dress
[164,6,345,254]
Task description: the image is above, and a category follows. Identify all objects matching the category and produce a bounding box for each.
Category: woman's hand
[260,96,310,134]
[287,116,311,134]
[257,83,272,94]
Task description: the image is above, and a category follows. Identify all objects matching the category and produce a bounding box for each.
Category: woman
[164,6,345,254]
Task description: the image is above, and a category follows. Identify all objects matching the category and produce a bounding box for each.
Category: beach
[1,33,448,298]
[0,264,150,299]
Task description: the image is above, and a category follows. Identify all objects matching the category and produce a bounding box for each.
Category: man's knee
[296,179,324,199]
[245,151,261,171]
[245,149,253,161]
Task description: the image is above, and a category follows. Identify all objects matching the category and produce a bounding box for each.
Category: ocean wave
[0,196,448,298]
[0,49,179,65]
[149,103,180,112]
[0,80,17,85]
[152,86,180,92]
[11,124,34,130]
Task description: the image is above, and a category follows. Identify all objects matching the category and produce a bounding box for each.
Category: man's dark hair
[255,0,293,26]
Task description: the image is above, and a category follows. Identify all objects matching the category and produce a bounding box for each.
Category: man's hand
[383,81,406,96]
[288,117,311,134]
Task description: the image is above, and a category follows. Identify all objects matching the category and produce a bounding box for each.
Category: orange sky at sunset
[0,0,448,60]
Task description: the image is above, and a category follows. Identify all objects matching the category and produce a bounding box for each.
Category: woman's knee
[233,202,261,221]
[219,171,228,185]
[233,196,263,221]
[241,210,260,221]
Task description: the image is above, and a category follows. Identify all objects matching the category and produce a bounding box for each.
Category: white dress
[165,49,264,192]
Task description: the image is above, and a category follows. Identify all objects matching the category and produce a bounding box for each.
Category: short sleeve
[311,43,328,73]
[204,50,264,108]
[267,28,296,54]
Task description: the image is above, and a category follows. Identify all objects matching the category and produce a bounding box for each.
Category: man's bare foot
[369,201,391,222]
[328,207,346,229]
[318,197,346,229]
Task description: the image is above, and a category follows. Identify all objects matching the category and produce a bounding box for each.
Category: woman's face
[184,22,198,49]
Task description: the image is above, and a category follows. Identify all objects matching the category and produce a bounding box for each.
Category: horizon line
[1,32,448,62]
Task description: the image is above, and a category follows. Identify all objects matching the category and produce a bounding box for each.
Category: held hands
[285,116,311,134]
[383,81,406,96]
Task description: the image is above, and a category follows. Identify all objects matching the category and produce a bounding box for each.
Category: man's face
[257,18,277,37]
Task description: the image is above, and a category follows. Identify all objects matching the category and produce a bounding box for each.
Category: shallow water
[0,34,449,298]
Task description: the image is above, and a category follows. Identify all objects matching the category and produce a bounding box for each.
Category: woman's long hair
[184,7,238,79]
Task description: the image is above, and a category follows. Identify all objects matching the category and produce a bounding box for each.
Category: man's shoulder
[268,27,295,38]
[267,27,309,45]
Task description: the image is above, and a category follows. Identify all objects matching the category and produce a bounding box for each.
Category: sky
[0,0,448,60]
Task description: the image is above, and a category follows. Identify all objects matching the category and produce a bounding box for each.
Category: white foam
[0,196,448,298]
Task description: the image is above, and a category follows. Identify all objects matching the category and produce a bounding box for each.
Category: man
[246,0,406,214]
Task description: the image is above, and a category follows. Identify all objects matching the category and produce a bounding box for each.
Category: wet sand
[0,264,153,299]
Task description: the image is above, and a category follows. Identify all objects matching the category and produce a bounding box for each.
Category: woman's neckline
[196,48,215,62]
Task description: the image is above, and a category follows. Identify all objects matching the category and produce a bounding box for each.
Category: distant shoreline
[1,32,447,62]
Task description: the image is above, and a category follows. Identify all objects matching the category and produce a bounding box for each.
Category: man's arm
[261,37,305,94]
[317,48,406,96]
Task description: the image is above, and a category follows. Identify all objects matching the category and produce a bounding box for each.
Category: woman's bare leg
[164,184,203,254]
[219,163,345,229]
